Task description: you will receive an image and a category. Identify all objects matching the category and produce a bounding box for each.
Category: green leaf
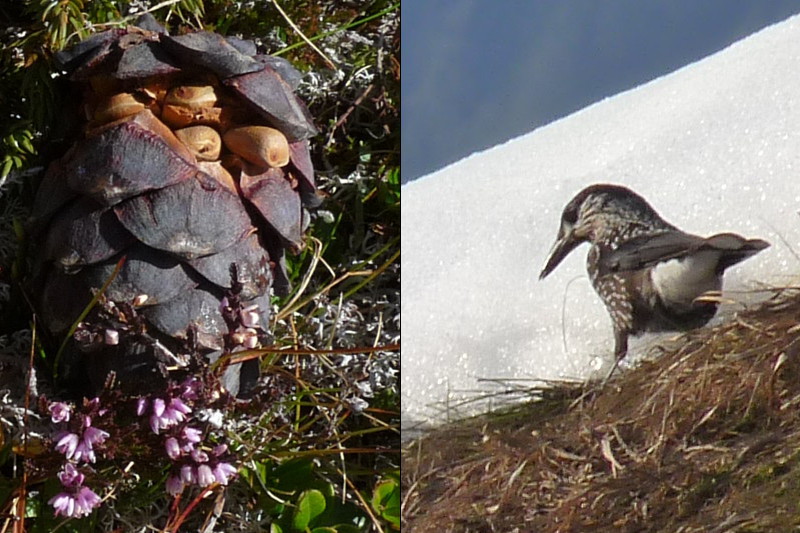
[271,523,283,533]
[292,489,326,531]
[7,134,20,151]
[310,528,337,533]
[20,135,35,154]
[1,158,12,179]
[326,526,361,533]
[274,458,314,492]
[371,478,400,527]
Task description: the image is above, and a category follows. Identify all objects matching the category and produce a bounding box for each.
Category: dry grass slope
[403,287,800,532]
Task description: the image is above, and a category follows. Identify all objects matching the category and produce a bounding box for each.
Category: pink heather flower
[178,378,201,401]
[150,397,192,434]
[49,464,101,518]
[49,402,71,423]
[165,437,181,460]
[152,398,166,417]
[182,427,202,444]
[83,427,109,447]
[49,487,101,518]
[169,398,191,416]
[57,463,83,487]
[190,448,209,463]
[212,444,228,456]
[148,399,179,434]
[180,464,196,484]
[166,474,184,496]
[149,415,162,434]
[55,433,79,460]
[70,426,109,464]
[72,441,95,464]
[74,486,101,514]
[196,464,215,487]
[180,442,196,454]
[136,398,148,416]
[212,462,237,485]
[49,492,77,517]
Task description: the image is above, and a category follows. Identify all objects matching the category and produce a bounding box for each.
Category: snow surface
[402,15,800,429]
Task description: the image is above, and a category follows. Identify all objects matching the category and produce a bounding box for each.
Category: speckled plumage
[540,184,769,361]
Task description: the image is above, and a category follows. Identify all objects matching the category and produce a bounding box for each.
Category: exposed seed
[93,93,146,124]
[161,104,227,129]
[223,126,290,168]
[164,85,218,109]
[174,125,222,161]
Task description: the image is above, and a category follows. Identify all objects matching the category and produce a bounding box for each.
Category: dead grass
[402,287,800,532]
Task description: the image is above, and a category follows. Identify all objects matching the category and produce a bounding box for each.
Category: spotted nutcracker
[540,183,769,365]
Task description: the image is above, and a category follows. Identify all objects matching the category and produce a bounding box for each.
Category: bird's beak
[539,228,580,280]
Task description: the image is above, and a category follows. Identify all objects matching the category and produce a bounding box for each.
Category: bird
[539,183,769,375]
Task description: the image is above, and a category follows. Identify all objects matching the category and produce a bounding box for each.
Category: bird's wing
[603,232,770,273]
[602,231,704,273]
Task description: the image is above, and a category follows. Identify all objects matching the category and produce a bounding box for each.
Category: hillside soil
[403,288,800,532]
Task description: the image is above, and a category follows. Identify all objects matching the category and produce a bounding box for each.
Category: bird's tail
[705,233,770,271]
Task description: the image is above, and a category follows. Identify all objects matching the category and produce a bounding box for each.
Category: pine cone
[30,15,320,396]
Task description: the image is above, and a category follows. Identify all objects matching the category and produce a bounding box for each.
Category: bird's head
[539,183,663,279]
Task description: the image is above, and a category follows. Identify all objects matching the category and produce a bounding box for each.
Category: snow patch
[402,15,800,429]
